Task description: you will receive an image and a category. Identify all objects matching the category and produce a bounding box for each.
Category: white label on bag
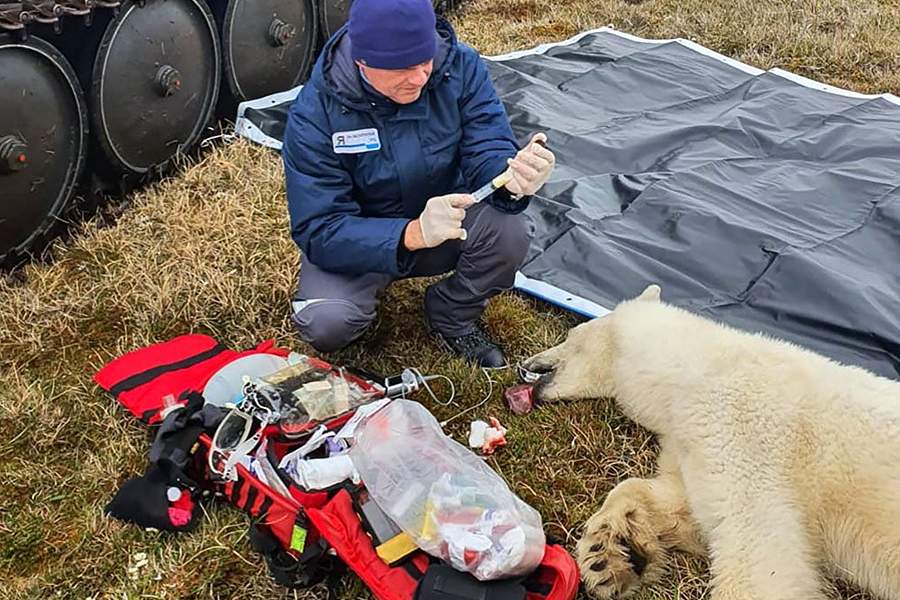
[332,128,381,154]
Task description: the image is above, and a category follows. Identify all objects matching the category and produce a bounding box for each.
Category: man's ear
[636,284,662,302]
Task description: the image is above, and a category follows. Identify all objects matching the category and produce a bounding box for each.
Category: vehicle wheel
[0,34,88,265]
[215,0,318,118]
[88,0,221,177]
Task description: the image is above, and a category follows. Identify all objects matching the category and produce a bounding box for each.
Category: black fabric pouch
[414,564,526,600]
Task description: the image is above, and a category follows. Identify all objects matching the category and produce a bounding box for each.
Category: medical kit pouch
[95,334,580,600]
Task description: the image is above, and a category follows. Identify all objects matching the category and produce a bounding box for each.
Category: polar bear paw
[575,499,666,598]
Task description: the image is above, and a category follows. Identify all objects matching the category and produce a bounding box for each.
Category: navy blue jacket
[282,18,527,276]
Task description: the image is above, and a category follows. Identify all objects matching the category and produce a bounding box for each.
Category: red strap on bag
[306,489,424,600]
[94,334,289,424]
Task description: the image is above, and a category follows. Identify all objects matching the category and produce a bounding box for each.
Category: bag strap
[249,522,343,588]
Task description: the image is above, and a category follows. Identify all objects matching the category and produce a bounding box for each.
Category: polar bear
[523,285,900,600]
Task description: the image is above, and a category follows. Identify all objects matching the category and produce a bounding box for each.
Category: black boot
[432,325,508,369]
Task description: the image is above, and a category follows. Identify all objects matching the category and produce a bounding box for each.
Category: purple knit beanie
[349,0,437,69]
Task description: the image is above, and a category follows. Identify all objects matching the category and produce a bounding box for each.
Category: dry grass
[458,0,900,95]
[2,0,897,598]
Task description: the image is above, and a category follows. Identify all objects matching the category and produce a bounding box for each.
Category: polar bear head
[524,284,662,403]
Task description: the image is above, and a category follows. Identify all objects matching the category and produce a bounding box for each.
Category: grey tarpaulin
[235,28,900,379]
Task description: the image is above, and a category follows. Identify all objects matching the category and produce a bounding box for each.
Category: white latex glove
[419,193,475,247]
[505,132,555,197]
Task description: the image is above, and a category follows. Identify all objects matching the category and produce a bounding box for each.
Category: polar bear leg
[576,445,703,598]
[704,498,826,600]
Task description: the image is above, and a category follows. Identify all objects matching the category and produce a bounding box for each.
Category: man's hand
[505,132,555,197]
[407,193,475,250]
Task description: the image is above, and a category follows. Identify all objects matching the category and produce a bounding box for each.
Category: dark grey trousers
[291,202,532,352]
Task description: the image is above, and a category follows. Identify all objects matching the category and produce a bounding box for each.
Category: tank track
[0,1,465,47]
[0,1,121,34]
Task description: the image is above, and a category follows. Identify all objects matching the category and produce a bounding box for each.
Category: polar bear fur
[524,285,900,600]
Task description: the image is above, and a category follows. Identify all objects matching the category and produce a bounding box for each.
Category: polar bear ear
[636,284,662,302]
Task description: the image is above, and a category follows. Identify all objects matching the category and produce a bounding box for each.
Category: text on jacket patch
[332,128,382,154]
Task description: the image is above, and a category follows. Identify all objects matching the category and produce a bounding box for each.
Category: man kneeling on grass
[282,0,555,368]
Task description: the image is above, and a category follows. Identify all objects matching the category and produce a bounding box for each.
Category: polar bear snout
[523,348,563,402]
[523,350,559,378]
[525,316,618,403]
[527,355,590,404]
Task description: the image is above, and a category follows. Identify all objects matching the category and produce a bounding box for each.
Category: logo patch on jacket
[332,128,381,154]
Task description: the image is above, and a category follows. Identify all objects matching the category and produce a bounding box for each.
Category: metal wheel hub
[268,17,296,47]
[155,65,182,97]
[0,135,29,174]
